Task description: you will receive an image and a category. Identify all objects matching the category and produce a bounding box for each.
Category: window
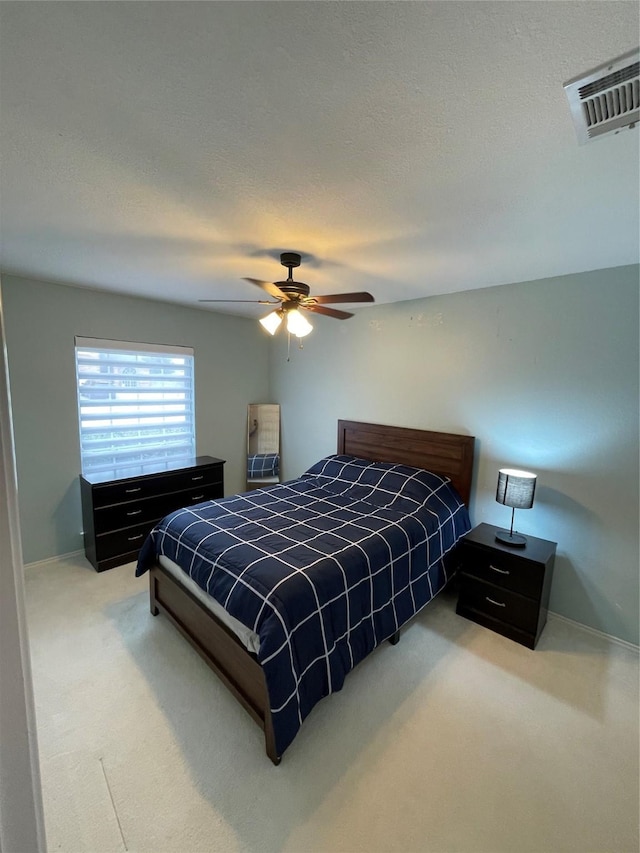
[75,337,195,476]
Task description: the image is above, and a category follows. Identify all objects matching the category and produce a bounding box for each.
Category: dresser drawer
[94,483,222,560]
[458,574,540,634]
[155,466,224,496]
[92,465,223,508]
[459,542,543,600]
[93,483,223,534]
[95,521,156,561]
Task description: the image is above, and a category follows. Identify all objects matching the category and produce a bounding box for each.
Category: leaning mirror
[247,404,280,490]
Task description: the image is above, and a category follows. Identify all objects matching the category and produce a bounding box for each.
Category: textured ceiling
[1,1,638,318]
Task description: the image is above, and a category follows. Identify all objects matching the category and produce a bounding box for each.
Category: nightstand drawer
[459,543,543,599]
[458,575,540,634]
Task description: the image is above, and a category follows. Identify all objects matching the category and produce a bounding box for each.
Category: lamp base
[495,530,527,548]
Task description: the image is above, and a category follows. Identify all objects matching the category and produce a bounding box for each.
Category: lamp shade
[286,309,313,338]
[496,468,536,509]
[259,310,283,336]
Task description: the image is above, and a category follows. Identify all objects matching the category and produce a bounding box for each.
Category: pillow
[247,453,280,478]
[303,454,450,507]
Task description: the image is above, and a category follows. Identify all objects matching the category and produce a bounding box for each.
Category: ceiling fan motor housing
[277,282,310,299]
[280,252,301,268]
[222,251,373,323]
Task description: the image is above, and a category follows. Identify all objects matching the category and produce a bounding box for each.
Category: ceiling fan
[199,252,374,338]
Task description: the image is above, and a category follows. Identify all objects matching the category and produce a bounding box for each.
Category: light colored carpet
[24,553,639,853]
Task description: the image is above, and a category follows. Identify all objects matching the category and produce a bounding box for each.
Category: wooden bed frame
[148,420,475,764]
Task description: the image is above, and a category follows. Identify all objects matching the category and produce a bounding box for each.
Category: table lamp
[495,468,536,547]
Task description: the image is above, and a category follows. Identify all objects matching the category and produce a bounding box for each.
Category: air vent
[564,48,639,144]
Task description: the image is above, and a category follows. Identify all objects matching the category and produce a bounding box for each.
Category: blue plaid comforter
[247,453,279,478]
[136,455,471,756]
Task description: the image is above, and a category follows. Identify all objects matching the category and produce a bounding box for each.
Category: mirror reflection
[247,403,280,490]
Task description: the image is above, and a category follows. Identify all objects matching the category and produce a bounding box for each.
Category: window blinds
[75,337,195,475]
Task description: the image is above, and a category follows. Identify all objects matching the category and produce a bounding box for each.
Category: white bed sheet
[158,555,261,654]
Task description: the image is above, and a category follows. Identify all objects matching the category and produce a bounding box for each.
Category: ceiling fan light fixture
[229,253,372,346]
[286,308,313,338]
[259,310,283,336]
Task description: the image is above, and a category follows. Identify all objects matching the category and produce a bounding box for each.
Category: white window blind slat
[75,339,196,475]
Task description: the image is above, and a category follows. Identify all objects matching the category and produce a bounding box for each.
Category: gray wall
[270,265,640,646]
[3,266,639,645]
[2,274,270,564]
[0,285,46,853]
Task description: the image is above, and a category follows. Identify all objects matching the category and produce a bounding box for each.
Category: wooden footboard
[149,563,281,765]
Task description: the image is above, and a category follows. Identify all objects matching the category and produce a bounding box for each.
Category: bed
[136,420,475,763]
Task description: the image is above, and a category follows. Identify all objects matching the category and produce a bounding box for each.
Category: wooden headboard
[337,420,475,507]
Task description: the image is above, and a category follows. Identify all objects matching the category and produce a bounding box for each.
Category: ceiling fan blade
[199,299,279,304]
[304,305,353,320]
[243,278,289,300]
[308,292,374,305]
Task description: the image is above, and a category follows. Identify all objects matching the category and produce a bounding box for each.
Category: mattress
[159,554,260,654]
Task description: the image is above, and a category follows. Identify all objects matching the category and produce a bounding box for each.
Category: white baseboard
[24,550,85,571]
[548,610,639,653]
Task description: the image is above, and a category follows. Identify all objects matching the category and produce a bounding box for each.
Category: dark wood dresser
[80,456,225,572]
[456,522,556,649]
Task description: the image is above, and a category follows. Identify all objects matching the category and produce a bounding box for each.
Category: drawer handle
[486,596,506,608]
[489,564,510,575]
[126,509,142,516]
[125,487,141,494]
[127,534,144,542]
[191,475,204,481]
[191,494,205,501]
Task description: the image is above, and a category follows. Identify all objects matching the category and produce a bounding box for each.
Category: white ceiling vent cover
[564,48,639,144]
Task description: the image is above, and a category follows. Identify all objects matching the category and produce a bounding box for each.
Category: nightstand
[456,522,556,649]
